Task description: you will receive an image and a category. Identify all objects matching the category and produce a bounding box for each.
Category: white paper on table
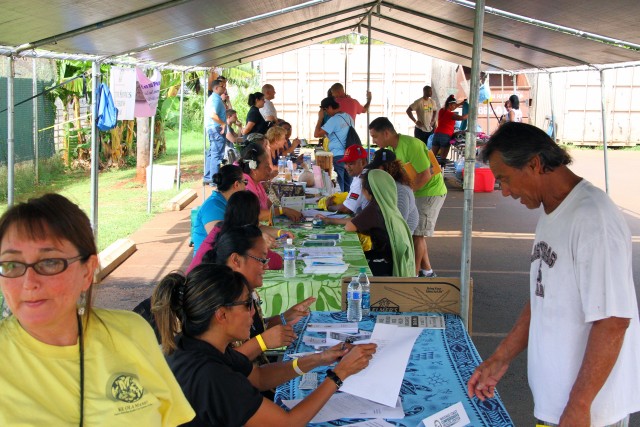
[421,402,471,427]
[303,264,349,274]
[307,322,359,333]
[282,394,404,423]
[298,246,344,257]
[303,257,345,267]
[340,323,423,407]
[281,196,305,212]
[376,314,445,329]
[347,420,397,427]
[301,208,348,218]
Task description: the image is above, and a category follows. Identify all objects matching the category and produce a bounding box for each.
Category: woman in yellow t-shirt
[0,193,194,426]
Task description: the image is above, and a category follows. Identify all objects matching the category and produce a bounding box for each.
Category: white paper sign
[421,402,471,427]
[109,67,136,120]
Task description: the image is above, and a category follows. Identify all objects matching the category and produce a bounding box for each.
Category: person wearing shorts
[369,116,447,277]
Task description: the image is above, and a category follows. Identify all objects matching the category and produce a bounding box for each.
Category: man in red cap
[325,144,369,215]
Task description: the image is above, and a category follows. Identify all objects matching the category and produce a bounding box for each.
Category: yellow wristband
[255,334,268,352]
[292,358,305,376]
[277,229,283,238]
[279,206,284,215]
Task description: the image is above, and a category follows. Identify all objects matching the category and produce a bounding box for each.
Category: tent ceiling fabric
[1,0,639,71]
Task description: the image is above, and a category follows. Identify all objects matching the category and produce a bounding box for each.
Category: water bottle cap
[359,267,366,273]
[286,238,293,244]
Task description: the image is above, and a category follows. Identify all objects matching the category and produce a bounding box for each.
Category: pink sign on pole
[134,68,161,118]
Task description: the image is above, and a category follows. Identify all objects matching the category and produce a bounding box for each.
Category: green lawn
[0,129,205,252]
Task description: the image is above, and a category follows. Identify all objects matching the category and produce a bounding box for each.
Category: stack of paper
[298,246,348,274]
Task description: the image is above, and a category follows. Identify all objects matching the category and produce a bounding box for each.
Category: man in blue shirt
[314,96,355,192]
[204,79,227,184]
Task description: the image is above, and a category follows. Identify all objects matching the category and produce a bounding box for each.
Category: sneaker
[418,270,438,278]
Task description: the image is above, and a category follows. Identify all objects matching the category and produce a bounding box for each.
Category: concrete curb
[165,189,197,211]
[95,238,137,283]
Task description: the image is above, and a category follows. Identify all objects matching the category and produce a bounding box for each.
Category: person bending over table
[366,149,419,234]
[192,164,246,252]
[238,142,303,223]
[346,170,415,277]
[0,194,194,426]
[201,225,310,362]
[154,264,376,427]
[320,145,370,222]
[188,190,293,273]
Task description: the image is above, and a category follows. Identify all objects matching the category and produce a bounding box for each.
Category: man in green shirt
[368,117,447,277]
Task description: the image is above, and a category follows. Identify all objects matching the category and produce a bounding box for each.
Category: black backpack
[337,114,361,149]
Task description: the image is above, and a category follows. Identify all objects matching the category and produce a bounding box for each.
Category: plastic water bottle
[278,156,286,175]
[283,238,296,278]
[358,267,370,316]
[346,276,362,322]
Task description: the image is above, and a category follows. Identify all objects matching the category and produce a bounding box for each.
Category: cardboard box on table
[341,276,473,332]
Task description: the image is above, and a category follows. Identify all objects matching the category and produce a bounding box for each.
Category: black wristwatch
[325,369,343,389]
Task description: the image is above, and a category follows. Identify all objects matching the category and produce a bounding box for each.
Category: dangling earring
[1,298,11,319]
[77,291,87,316]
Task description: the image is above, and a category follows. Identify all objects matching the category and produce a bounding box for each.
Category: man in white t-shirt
[406,85,437,145]
[259,83,278,122]
[468,122,640,427]
[320,145,369,221]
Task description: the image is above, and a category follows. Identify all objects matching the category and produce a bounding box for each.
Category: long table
[275,311,514,426]
[258,224,370,317]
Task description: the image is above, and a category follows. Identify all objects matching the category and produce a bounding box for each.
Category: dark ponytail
[202,225,263,265]
[212,164,243,192]
[152,264,248,355]
[248,92,264,107]
[238,142,266,174]
[220,191,261,231]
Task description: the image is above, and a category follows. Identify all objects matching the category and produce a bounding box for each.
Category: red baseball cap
[339,145,367,163]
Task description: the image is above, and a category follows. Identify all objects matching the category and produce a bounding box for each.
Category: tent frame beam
[380,1,590,67]
[12,0,194,55]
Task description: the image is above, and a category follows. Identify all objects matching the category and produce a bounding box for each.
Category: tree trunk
[136,117,150,182]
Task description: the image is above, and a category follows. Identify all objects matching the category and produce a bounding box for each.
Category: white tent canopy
[1,0,639,71]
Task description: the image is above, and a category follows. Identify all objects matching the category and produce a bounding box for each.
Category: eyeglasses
[223,296,254,311]
[238,179,248,185]
[244,253,269,266]
[0,255,86,278]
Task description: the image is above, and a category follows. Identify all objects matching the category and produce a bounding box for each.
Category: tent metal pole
[177,71,185,189]
[32,58,39,184]
[485,72,490,133]
[548,73,556,140]
[7,57,15,207]
[344,41,348,93]
[600,69,610,194]
[203,70,208,201]
[366,13,372,157]
[460,0,486,331]
[147,115,156,214]
[90,61,100,239]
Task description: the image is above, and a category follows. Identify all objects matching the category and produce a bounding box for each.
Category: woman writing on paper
[238,142,303,223]
[200,225,310,362]
[153,263,376,427]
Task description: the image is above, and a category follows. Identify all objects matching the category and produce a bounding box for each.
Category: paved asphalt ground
[433,149,640,425]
